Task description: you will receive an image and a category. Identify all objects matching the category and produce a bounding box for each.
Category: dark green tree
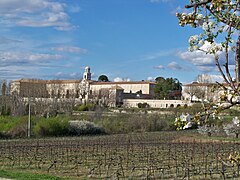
[98,75,109,82]
[154,77,182,100]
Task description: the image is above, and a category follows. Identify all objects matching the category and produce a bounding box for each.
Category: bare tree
[0,80,9,115]
[184,85,199,102]
[196,74,214,83]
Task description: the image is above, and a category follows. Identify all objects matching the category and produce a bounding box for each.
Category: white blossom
[180,113,192,122]
[196,14,203,20]
[207,42,223,53]
[223,117,240,137]
[183,122,192,129]
[189,35,198,43]
[208,22,214,28]
[198,40,204,46]
[232,117,240,126]
[202,22,209,31]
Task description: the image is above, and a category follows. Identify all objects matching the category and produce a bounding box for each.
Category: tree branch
[185,0,212,9]
[215,56,230,85]
[224,25,237,91]
[186,0,240,30]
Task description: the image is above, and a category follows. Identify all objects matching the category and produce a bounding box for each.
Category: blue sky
[0,0,224,83]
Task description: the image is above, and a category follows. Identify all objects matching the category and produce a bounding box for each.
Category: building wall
[182,83,216,102]
[46,81,80,98]
[90,83,154,95]
[20,82,49,98]
[10,81,20,95]
[10,79,158,107]
[123,99,190,108]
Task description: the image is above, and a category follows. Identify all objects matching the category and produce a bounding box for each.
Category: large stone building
[10,67,157,107]
[182,82,219,103]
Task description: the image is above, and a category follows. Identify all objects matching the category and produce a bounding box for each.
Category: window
[66,90,70,98]
[57,90,61,98]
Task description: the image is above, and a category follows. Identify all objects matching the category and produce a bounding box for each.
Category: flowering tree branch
[175,0,240,129]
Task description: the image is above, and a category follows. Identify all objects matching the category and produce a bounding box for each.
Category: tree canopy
[98,75,109,82]
[154,77,182,100]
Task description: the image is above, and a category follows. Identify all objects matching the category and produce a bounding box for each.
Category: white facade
[123,99,189,108]
[182,82,218,102]
[10,67,156,107]
[90,81,155,96]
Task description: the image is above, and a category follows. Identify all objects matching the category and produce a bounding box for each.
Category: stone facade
[182,82,219,103]
[10,67,157,107]
[123,99,190,108]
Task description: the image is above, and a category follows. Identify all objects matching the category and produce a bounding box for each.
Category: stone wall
[123,99,190,108]
[90,82,155,95]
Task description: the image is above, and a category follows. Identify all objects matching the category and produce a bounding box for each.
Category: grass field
[0,131,240,179]
[0,169,71,180]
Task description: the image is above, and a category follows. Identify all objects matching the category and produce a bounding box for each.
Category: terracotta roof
[12,79,81,84]
[12,79,156,85]
[183,83,216,87]
[90,81,157,85]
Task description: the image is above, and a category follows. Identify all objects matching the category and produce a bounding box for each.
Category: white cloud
[147,77,155,81]
[70,72,81,78]
[153,65,165,70]
[52,46,87,54]
[0,65,41,80]
[167,61,183,70]
[209,74,224,83]
[0,51,63,64]
[54,72,81,79]
[0,0,73,31]
[113,77,131,82]
[172,6,191,15]
[154,62,188,71]
[143,50,173,61]
[177,42,223,72]
[178,51,215,66]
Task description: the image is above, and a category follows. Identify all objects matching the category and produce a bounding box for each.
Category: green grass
[0,169,74,180]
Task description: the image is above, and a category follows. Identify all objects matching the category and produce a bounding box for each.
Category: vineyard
[0,131,240,179]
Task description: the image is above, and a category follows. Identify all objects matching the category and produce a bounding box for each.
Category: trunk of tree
[236,34,240,84]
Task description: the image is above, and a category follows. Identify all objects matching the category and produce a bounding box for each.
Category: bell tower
[83,66,91,81]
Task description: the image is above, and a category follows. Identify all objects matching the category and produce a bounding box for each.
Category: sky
[0,0,227,84]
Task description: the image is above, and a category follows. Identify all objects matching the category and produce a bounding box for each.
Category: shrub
[1,106,11,116]
[137,103,149,109]
[100,114,130,134]
[75,103,96,111]
[99,114,173,134]
[0,116,27,135]
[223,117,240,138]
[33,117,69,137]
[78,104,88,111]
[7,119,27,138]
[0,132,9,139]
[68,120,105,135]
[148,115,170,131]
[197,125,220,137]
